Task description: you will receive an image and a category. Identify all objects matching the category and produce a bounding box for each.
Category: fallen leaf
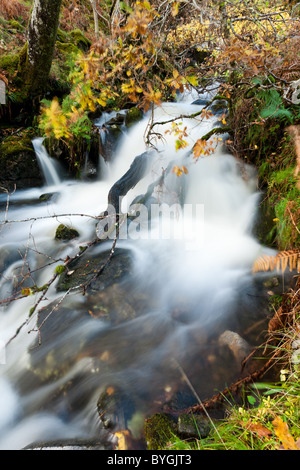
[114,430,131,450]
[272,416,299,450]
[245,421,272,439]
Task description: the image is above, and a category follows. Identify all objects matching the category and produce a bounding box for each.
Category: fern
[258,88,293,123]
[252,249,300,274]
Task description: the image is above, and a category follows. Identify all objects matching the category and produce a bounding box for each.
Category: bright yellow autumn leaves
[39,1,194,144]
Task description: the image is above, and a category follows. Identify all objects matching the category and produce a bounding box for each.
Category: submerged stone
[97,385,135,431]
[56,246,133,293]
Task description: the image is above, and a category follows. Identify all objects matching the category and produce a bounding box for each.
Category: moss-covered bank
[0,135,43,191]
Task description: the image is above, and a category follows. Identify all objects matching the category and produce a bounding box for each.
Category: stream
[0,90,276,449]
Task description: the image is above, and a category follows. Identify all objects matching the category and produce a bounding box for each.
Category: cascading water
[32,138,63,187]
[0,92,274,449]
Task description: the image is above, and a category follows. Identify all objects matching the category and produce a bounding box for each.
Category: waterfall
[32,138,62,187]
[0,92,274,449]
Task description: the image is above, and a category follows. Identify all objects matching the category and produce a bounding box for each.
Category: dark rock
[0,136,43,191]
[208,99,228,116]
[191,99,209,106]
[252,194,277,247]
[39,192,58,202]
[23,439,114,450]
[125,107,143,128]
[177,413,211,439]
[55,223,80,240]
[56,246,133,293]
[97,385,135,431]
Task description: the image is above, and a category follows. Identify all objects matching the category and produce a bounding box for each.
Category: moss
[55,224,80,241]
[56,28,69,43]
[69,29,92,52]
[125,107,143,128]
[56,41,80,55]
[144,413,177,450]
[0,135,43,191]
[1,135,34,158]
[0,53,20,75]
[8,20,25,32]
[177,413,211,439]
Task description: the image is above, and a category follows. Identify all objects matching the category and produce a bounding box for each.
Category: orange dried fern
[0,0,28,20]
[252,249,300,275]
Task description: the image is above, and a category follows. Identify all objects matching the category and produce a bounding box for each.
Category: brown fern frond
[0,0,28,20]
[252,249,300,275]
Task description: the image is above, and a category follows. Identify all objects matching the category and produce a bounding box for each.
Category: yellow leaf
[171,1,179,17]
[114,430,131,450]
[272,416,298,450]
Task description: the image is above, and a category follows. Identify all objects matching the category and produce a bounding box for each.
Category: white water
[32,138,63,187]
[0,93,273,449]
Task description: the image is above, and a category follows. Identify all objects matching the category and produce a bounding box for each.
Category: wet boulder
[177,413,211,440]
[56,246,133,293]
[55,223,80,241]
[0,136,43,191]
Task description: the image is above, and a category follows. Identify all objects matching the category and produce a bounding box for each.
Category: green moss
[56,41,80,55]
[69,29,91,52]
[8,20,25,32]
[0,136,34,159]
[55,224,80,241]
[56,28,69,43]
[144,413,177,450]
[264,134,300,250]
[0,53,20,75]
[125,107,143,127]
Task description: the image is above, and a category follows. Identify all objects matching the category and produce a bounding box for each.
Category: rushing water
[0,92,275,449]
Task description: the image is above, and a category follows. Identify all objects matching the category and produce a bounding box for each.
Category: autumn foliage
[0,0,28,20]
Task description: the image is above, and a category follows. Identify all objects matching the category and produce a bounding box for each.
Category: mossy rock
[55,223,80,240]
[125,107,143,128]
[69,29,92,52]
[177,413,211,439]
[0,53,20,75]
[0,136,43,191]
[252,195,277,247]
[56,41,80,55]
[144,413,177,450]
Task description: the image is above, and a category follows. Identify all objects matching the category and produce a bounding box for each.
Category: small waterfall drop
[32,138,62,187]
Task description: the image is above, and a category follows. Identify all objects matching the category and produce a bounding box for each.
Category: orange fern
[252,249,300,274]
[0,0,28,20]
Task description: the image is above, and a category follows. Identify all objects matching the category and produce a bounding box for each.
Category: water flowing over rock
[0,90,277,450]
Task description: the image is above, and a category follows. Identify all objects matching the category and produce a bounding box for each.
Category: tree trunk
[90,0,100,39]
[20,0,62,96]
